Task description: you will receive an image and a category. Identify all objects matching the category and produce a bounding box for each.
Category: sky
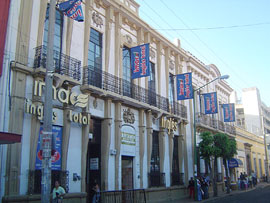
[136,0,270,106]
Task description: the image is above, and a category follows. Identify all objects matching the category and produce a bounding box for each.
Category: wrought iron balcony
[148,172,166,187]
[33,45,81,81]
[171,172,184,186]
[196,112,236,135]
[83,66,187,119]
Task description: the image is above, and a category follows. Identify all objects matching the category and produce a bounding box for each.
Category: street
[207,185,270,203]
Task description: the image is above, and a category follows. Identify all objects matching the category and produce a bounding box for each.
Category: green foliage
[213,133,228,157]
[199,131,214,162]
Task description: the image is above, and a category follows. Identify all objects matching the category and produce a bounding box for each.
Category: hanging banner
[58,0,84,22]
[176,72,193,100]
[203,92,218,114]
[35,126,62,170]
[131,43,150,79]
[223,103,235,122]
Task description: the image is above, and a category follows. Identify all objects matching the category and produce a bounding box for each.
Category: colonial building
[0,0,235,202]
[233,126,266,181]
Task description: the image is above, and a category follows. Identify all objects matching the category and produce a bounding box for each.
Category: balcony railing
[171,172,184,186]
[83,66,187,119]
[100,189,146,203]
[148,172,166,187]
[33,45,81,81]
[28,170,69,195]
[196,113,236,135]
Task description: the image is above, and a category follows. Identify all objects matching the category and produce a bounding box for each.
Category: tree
[222,137,237,194]
[199,132,214,179]
[212,133,228,197]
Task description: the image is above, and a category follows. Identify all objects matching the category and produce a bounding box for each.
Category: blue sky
[136,0,270,106]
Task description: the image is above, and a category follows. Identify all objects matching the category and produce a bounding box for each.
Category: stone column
[6,69,27,195]
[146,111,153,175]
[114,12,122,77]
[181,121,189,185]
[139,109,146,188]
[105,6,113,72]
[81,111,90,192]
[169,132,174,179]
[159,129,166,175]
[101,99,112,190]
[114,101,122,190]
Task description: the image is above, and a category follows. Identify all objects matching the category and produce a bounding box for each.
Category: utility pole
[41,0,56,202]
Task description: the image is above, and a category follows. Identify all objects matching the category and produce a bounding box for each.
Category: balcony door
[122,46,132,97]
[88,28,102,88]
[43,6,63,72]
[148,62,156,106]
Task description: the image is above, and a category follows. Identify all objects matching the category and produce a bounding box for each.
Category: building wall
[0,0,234,201]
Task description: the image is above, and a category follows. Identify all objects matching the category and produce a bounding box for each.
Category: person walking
[52,181,66,203]
[188,177,195,199]
[92,182,100,203]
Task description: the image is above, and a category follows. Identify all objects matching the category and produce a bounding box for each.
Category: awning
[228,158,243,168]
[0,132,22,144]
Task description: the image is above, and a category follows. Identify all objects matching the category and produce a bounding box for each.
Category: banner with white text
[58,0,84,22]
[223,103,235,122]
[131,43,150,79]
[176,72,193,100]
[203,92,218,114]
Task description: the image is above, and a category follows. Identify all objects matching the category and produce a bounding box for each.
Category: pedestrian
[252,171,257,187]
[240,172,245,190]
[248,175,252,188]
[188,177,195,199]
[92,181,100,203]
[200,177,209,199]
[197,178,202,201]
[52,180,66,203]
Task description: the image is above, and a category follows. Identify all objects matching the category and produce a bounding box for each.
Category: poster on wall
[35,125,62,170]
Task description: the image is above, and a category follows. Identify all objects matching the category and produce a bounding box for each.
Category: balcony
[196,113,236,135]
[171,172,184,186]
[33,45,81,81]
[148,172,166,187]
[83,66,187,119]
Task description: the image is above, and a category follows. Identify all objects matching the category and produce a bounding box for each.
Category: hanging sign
[223,103,235,122]
[58,0,84,22]
[203,92,218,114]
[131,43,150,79]
[176,72,193,100]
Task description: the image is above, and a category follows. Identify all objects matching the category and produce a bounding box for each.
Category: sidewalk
[163,182,270,203]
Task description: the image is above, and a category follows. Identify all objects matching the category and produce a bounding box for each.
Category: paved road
[207,186,270,203]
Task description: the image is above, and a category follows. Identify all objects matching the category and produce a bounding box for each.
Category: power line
[158,0,252,90]
[150,22,270,31]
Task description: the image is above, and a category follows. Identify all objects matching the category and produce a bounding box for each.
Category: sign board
[90,158,99,170]
[35,126,62,170]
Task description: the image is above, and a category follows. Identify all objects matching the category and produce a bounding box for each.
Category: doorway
[121,156,133,190]
[86,118,101,202]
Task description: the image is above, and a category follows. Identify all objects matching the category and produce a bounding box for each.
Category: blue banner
[228,158,239,168]
[35,126,62,170]
[176,72,193,100]
[223,103,235,122]
[131,43,150,79]
[58,0,84,22]
[203,92,218,114]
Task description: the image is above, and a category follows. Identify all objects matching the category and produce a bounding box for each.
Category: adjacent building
[0,0,235,202]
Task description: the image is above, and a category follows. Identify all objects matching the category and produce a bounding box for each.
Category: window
[172,136,183,185]
[148,62,156,106]
[88,28,102,87]
[149,131,165,187]
[122,46,132,97]
[43,6,63,72]
[169,73,175,109]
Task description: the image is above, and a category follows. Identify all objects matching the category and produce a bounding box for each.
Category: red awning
[0,132,21,144]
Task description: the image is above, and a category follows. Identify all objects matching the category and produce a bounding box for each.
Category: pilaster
[139,109,146,188]
[101,98,112,190]
[146,110,153,174]
[114,101,122,190]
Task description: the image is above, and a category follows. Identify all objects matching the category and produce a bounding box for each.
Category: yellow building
[234,126,267,181]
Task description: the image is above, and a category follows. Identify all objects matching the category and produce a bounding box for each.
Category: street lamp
[193,75,229,200]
